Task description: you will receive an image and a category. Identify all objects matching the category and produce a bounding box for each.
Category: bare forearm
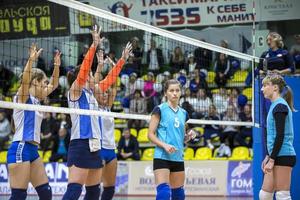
[148,132,165,148]
[50,65,60,88]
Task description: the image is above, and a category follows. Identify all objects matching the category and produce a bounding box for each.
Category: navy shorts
[153,158,185,172]
[100,148,117,164]
[274,156,296,167]
[67,139,103,169]
[7,141,39,164]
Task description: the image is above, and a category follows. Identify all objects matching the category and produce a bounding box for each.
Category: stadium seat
[228,70,248,83]
[43,150,52,163]
[114,129,121,142]
[38,150,43,159]
[130,128,138,137]
[211,88,220,94]
[211,147,227,160]
[194,147,212,160]
[142,74,148,81]
[206,71,216,84]
[242,88,253,101]
[229,146,250,160]
[114,118,127,125]
[137,128,149,143]
[141,148,155,161]
[9,82,19,94]
[184,147,194,160]
[4,96,12,102]
[0,151,7,163]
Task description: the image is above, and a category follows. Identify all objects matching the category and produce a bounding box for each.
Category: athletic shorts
[67,139,103,169]
[7,141,39,164]
[153,158,184,172]
[274,156,296,167]
[100,148,117,164]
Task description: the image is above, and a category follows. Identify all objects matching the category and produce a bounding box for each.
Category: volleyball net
[0,0,258,128]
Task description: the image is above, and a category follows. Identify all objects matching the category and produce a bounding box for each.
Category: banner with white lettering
[227,161,253,196]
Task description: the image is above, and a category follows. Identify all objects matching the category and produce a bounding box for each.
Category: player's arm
[96,42,132,93]
[41,51,61,99]
[17,43,43,103]
[69,26,102,101]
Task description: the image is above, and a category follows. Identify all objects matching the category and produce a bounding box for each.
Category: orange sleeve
[98,58,125,92]
[76,45,96,86]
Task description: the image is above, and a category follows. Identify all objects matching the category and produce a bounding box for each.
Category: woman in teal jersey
[259,73,296,200]
[148,79,196,200]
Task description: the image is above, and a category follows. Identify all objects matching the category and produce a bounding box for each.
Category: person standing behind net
[148,79,196,200]
[93,45,132,200]
[7,43,61,200]
[259,74,296,200]
[63,26,104,200]
[258,32,295,75]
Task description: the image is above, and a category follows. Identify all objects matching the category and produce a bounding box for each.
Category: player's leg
[169,161,185,200]
[154,159,171,200]
[101,149,117,200]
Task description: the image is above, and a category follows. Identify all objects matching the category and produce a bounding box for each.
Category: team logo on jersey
[108,1,133,18]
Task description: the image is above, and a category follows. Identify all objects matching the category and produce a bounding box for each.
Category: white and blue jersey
[12,94,43,143]
[68,89,101,140]
[152,102,189,162]
[267,97,296,156]
[98,107,115,149]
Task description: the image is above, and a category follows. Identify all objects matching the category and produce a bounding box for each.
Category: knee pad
[83,184,100,200]
[10,188,27,200]
[35,183,52,200]
[156,183,171,200]
[276,191,291,200]
[101,186,115,200]
[259,190,274,200]
[171,186,185,200]
[62,183,82,200]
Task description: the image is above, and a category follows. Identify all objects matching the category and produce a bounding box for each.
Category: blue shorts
[7,141,39,164]
[100,148,117,164]
[67,139,103,169]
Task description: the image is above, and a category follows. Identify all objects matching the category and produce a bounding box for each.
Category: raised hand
[54,51,62,67]
[91,25,102,47]
[96,49,104,66]
[29,43,43,61]
[121,42,133,61]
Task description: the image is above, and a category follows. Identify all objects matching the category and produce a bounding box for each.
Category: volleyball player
[63,26,103,200]
[94,46,132,200]
[7,43,61,200]
[259,74,296,200]
[148,79,196,200]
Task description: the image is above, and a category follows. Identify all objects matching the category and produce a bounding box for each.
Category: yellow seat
[4,96,12,102]
[229,146,250,160]
[194,147,212,160]
[193,127,204,135]
[137,128,149,143]
[38,150,43,158]
[228,70,248,83]
[206,71,216,84]
[114,129,122,142]
[184,148,194,160]
[0,151,8,163]
[114,118,127,125]
[242,87,252,101]
[141,148,155,161]
[130,128,138,137]
[211,89,220,94]
[43,150,52,163]
[211,147,227,160]
[9,82,20,93]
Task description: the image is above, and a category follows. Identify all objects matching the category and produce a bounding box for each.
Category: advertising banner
[0,1,70,40]
[227,161,253,196]
[0,162,128,195]
[127,161,228,195]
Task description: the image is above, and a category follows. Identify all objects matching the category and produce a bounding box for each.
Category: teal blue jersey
[267,97,295,157]
[152,102,189,162]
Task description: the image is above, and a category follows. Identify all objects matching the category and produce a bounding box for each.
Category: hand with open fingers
[163,143,177,154]
[261,155,269,172]
[96,50,104,66]
[54,51,61,67]
[263,158,274,174]
[91,25,103,47]
[185,129,197,142]
[121,42,133,60]
[29,43,43,62]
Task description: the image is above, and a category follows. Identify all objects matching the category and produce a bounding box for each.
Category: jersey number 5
[174,117,180,128]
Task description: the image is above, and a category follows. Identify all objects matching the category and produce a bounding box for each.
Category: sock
[171,186,185,200]
[62,183,82,200]
[156,183,171,200]
[35,183,52,200]
[101,186,115,200]
[83,184,100,200]
[9,188,27,200]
